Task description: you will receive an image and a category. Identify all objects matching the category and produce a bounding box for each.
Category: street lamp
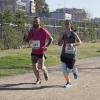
[57,4,61,20]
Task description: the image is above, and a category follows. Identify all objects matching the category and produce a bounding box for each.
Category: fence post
[0,13,3,37]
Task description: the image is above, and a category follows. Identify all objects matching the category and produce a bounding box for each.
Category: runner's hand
[42,47,47,51]
[23,35,27,41]
[68,44,74,48]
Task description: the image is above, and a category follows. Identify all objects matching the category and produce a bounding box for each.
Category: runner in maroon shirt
[24,17,53,84]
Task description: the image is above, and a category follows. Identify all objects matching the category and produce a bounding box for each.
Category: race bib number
[65,44,76,54]
[32,40,40,49]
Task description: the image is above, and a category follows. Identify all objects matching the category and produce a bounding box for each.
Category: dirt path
[0,56,100,100]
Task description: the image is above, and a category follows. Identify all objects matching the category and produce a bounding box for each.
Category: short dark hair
[34,16,39,19]
[65,20,72,24]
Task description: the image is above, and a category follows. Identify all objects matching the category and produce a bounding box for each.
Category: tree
[34,0,49,13]
[84,8,93,20]
[3,10,14,23]
[88,21,97,42]
[0,0,13,13]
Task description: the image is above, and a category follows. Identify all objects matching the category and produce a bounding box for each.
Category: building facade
[0,0,26,13]
[51,8,89,21]
[50,11,72,20]
[21,0,35,14]
[0,0,35,14]
[16,0,26,13]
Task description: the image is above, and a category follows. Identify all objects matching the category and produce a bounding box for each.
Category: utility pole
[57,4,61,25]
[34,0,37,16]
[1,13,3,37]
[13,0,16,14]
[64,0,66,20]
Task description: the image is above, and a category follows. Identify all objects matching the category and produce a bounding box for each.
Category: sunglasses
[33,21,38,23]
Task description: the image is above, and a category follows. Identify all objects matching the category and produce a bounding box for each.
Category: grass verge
[0,42,100,78]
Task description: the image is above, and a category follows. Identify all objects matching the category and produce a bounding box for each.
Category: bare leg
[38,56,49,80]
[64,75,70,82]
[38,56,46,72]
[32,63,40,80]
[31,56,40,81]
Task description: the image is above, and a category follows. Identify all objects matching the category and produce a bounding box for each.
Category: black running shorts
[60,55,75,69]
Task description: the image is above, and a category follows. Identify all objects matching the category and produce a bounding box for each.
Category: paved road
[0,57,100,100]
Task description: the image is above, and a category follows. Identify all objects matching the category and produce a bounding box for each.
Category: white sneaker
[34,79,41,84]
[64,82,72,88]
[44,70,49,81]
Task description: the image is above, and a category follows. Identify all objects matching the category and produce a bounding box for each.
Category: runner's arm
[73,33,82,46]
[46,36,53,47]
[58,33,63,46]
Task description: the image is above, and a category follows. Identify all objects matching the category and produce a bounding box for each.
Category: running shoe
[64,82,72,88]
[34,79,41,84]
[44,70,49,81]
[73,67,78,79]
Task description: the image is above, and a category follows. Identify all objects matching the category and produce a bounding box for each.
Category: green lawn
[0,42,100,78]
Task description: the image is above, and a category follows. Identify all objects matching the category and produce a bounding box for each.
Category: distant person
[24,17,53,84]
[58,20,82,88]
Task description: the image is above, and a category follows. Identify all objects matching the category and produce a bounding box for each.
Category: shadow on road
[0,83,63,91]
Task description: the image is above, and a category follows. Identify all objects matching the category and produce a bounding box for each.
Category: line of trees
[0,11,100,50]
[0,10,46,50]
[47,20,100,44]
[0,10,33,49]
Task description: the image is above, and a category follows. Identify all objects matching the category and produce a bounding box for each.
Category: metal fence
[0,16,100,49]
[40,17,100,42]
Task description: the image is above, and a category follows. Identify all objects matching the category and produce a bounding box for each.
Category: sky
[46,0,100,18]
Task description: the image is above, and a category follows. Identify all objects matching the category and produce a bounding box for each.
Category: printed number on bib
[32,40,40,49]
[65,44,76,54]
